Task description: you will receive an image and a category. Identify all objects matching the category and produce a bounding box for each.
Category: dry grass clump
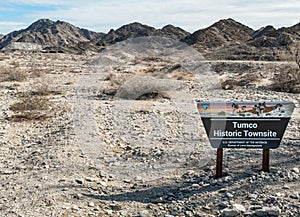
[9,95,53,122]
[0,66,27,82]
[29,68,46,78]
[272,67,300,93]
[30,82,63,96]
[8,80,60,121]
[170,71,194,81]
[219,72,259,90]
[0,55,10,61]
[104,73,124,85]
[100,73,128,98]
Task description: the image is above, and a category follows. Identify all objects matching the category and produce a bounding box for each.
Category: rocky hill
[0,20,190,53]
[251,25,276,38]
[96,22,157,45]
[203,21,300,61]
[0,19,104,53]
[95,22,190,46]
[156,24,190,40]
[182,19,254,52]
[0,18,300,60]
[247,23,300,48]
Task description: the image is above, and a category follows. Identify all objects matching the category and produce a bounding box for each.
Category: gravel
[0,52,299,217]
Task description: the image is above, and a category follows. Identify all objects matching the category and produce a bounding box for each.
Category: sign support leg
[262,149,270,172]
[216,148,223,178]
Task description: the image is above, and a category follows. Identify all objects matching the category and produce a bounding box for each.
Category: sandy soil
[0,49,299,217]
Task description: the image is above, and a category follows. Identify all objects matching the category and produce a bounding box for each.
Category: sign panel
[197,101,295,149]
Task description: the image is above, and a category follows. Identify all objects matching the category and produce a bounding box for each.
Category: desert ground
[0,38,299,217]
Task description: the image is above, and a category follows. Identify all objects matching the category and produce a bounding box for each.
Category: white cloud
[3,0,77,6]
[0,21,27,34]
[31,0,300,31]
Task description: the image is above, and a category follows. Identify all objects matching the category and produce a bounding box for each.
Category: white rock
[139,210,150,217]
[232,204,246,213]
[222,208,239,217]
[98,181,107,187]
[71,205,80,211]
[88,202,95,207]
[104,209,113,215]
[226,192,234,199]
[291,167,299,174]
[119,210,128,216]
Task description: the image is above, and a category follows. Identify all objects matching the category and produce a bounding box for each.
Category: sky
[0,0,300,34]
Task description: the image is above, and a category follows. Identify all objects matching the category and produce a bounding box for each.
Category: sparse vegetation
[136,92,170,100]
[0,55,10,61]
[31,81,63,96]
[0,66,27,82]
[272,48,300,93]
[101,72,129,98]
[104,72,124,85]
[272,67,300,92]
[29,68,45,78]
[171,71,194,81]
[219,72,259,90]
[9,95,52,121]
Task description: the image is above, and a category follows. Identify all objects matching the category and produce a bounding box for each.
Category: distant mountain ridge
[182,18,254,52]
[0,19,103,52]
[0,18,299,60]
[93,22,190,46]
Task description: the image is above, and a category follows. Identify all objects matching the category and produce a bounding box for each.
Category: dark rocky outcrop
[252,25,276,38]
[156,25,190,40]
[1,18,300,60]
[0,19,104,52]
[182,18,254,52]
[95,22,190,46]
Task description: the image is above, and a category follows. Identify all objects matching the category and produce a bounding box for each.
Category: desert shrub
[272,68,300,93]
[29,68,45,78]
[0,55,10,61]
[10,61,19,67]
[220,74,258,90]
[31,82,51,96]
[136,92,170,100]
[171,71,194,81]
[104,73,122,84]
[9,95,52,121]
[29,80,63,96]
[0,66,27,82]
[115,76,176,100]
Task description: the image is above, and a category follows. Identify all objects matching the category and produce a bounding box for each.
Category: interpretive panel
[197,101,295,149]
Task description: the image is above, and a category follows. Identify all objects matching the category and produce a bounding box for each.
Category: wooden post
[216,148,223,178]
[262,149,270,172]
